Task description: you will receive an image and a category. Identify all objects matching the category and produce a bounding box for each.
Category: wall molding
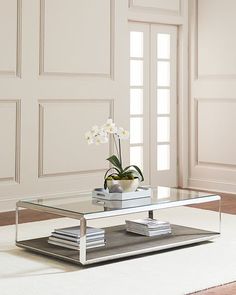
[0,198,20,212]
[38,99,114,178]
[0,188,93,212]
[129,0,182,17]
[0,0,22,78]
[188,177,236,194]
[193,97,198,166]
[192,0,236,81]
[39,0,115,79]
[197,161,236,169]
[0,100,21,183]
[193,98,236,169]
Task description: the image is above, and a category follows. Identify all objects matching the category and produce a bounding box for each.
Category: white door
[129,23,177,187]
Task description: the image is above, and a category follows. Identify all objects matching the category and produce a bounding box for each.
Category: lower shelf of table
[16,224,220,265]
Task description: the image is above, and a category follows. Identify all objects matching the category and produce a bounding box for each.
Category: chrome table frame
[15,194,221,265]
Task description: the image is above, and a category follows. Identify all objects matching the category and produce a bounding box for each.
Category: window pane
[157,144,170,171]
[130,31,143,58]
[157,89,170,114]
[130,146,143,170]
[157,34,170,59]
[157,117,170,142]
[157,61,170,87]
[130,117,143,144]
[130,60,143,86]
[130,89,143,115]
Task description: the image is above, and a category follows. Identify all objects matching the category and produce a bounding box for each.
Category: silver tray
[92,187,151,201]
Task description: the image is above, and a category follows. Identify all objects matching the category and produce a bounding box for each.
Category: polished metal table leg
[148,210,153,219]
[79,217,87,265]
[15,205,19,243]
[218,197,222,234]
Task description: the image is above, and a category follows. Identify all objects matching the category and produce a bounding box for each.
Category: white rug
[0,207,236,295]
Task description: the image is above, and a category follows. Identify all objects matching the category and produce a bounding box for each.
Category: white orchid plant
[85,118,144,189]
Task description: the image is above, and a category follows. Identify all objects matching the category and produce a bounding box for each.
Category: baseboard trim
[188,178,236,195]
[0,198,19,212]
[0,189,91,212]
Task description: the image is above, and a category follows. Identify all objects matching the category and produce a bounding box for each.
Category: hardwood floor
[0,209,60,226]
[0,191,235,294]
[188,193,236,215]
[193,282,236,295]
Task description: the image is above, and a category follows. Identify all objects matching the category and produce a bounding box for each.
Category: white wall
[0,0,129,211]
[0,0,189,211]
[189,0,236,193]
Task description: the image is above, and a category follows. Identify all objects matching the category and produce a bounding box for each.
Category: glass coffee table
[16,187,221,265]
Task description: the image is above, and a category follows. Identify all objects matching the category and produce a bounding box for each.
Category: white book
[54,226,105,238]
[48,236,105,247]
[48,239,105,250]
[126,224,171,232]
[126,226,171,233]
[126,218,170,230]
[147,230,171,237]
[126,228,171,237]
[51,232,105,242]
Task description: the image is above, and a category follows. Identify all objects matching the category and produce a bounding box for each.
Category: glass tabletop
[19,187,219,217]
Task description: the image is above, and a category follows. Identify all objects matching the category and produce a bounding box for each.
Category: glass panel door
[150,25,177,186]
[129,23,150,182]
[129,23,177,187]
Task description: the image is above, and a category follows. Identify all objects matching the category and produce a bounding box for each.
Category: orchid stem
[113,134,119,158]
[118,137,122,169]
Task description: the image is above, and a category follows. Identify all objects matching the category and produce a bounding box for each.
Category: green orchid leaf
[104,179,107,189]
[106,173,119,179]
[121,170,140,180]
[130,165,144,181]
[106,155,122,171]
[104,172,120,189]
[104,167,120,180]
[124,169,139,177]
[123,165,144,181]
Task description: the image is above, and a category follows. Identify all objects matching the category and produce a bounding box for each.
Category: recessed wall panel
[198,0,236,77]
[131,0,180,13]
[0,0,18,75]
[0,102,17,180]
[198,100,236,166]
[39,100,112,176]
[41,0,111,76]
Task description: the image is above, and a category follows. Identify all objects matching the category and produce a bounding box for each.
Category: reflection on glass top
[20,187,218,216]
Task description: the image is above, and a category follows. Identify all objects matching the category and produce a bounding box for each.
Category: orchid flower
[84,118,143,188]
[117,127,129,140]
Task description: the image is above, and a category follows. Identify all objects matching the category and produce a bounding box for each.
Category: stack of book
[125,218,171,237]
[48,226,105,250]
